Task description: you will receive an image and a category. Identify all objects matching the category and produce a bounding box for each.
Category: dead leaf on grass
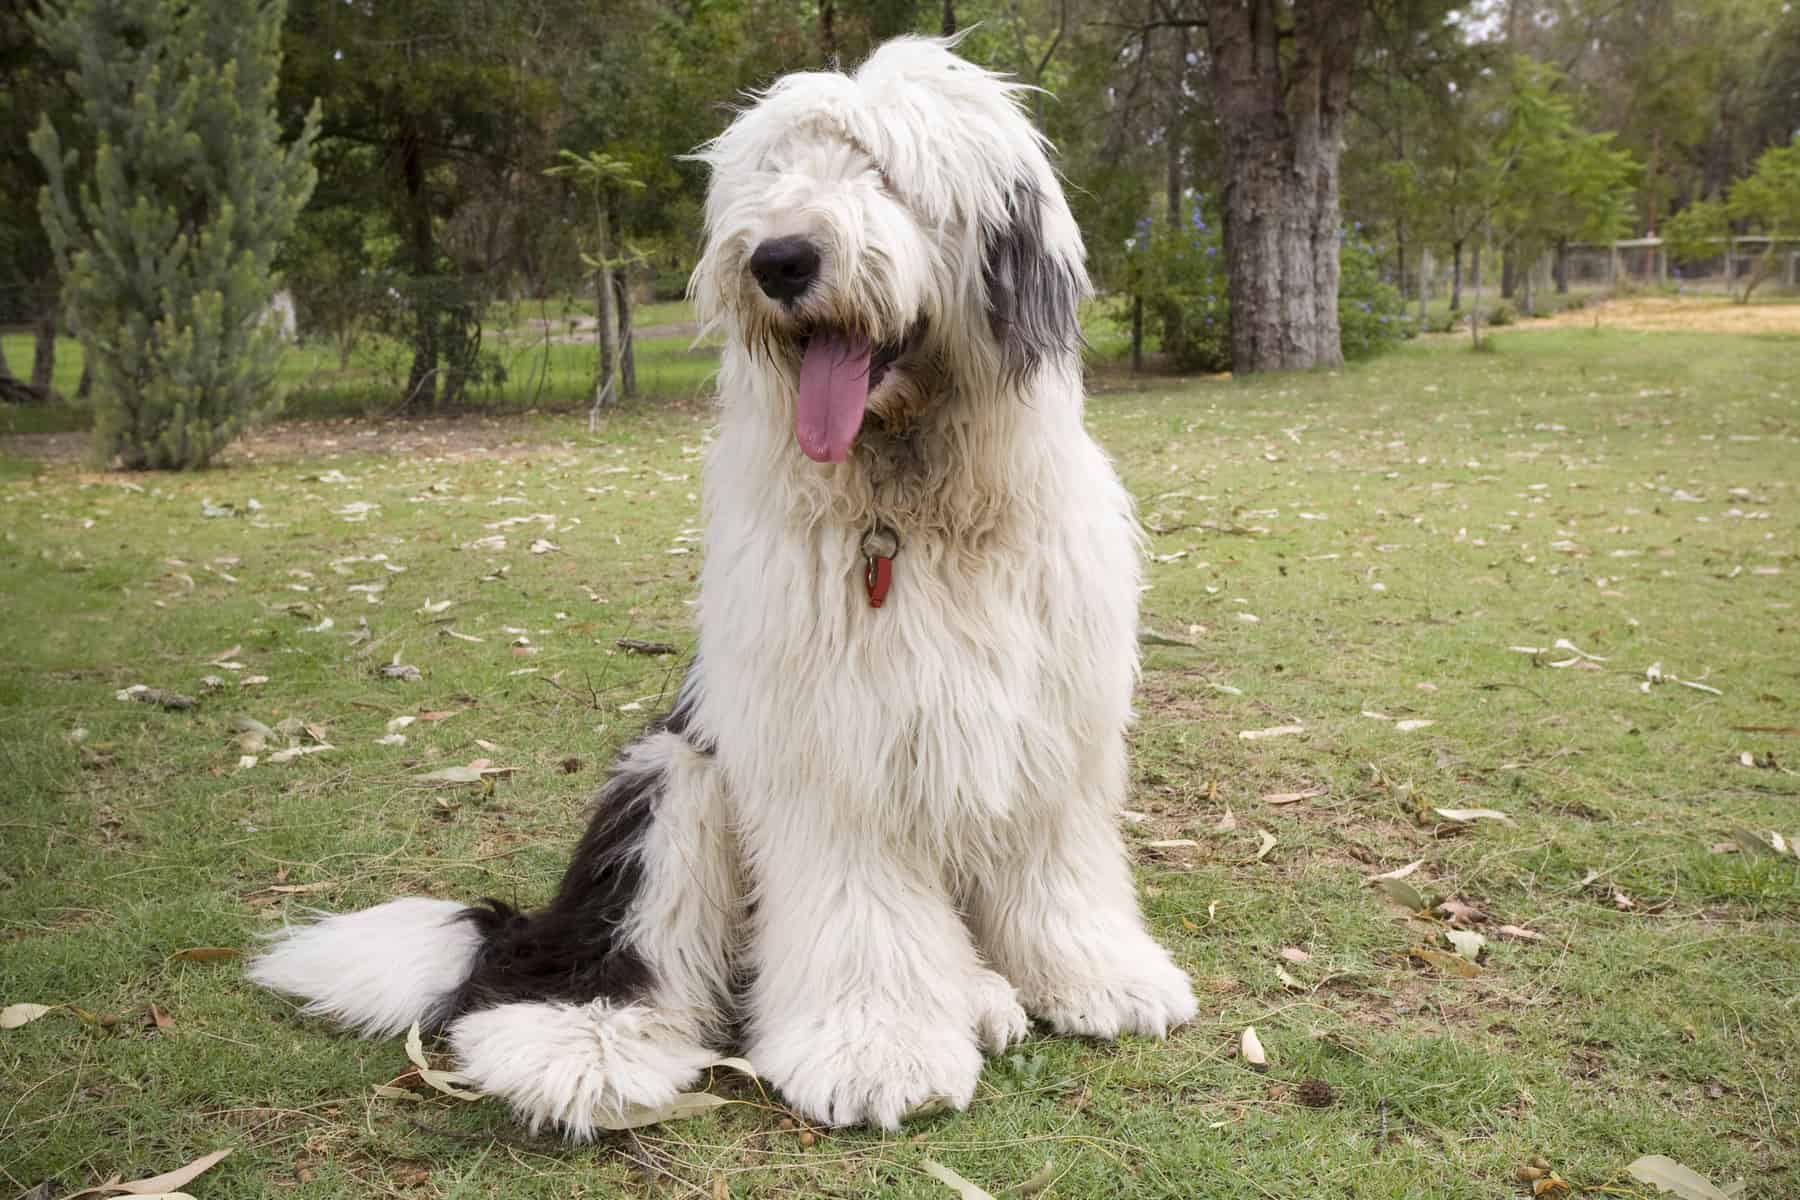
[115,685,197,711]
[1410,945,1481,978]
[1494,925,1546,942]
[1253,830,1277,862]
[1434,807,1515,825]
[1367,859,1425,883]
[2,1003,56,1029]
[170,947,240,963]
[1213,808,1237,832]
[1626,1155,1734,1200]
[1262,786,1326,805]
[404,1022,487,1100]
[1443,929,1486,962]
[920,1159,997,1200]
[60,1147,232,1199]
[1239,723,1304,741]
[1239,1026,1268,1069]
[1436,898,1488,926]
[1279,947,1312,964]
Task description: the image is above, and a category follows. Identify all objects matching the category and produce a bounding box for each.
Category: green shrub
[31,0,318,469]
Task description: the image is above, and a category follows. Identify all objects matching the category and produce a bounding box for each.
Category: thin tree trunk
[31,314,56,397]
[1500,245,1516,300]
[1450,242,1463,312]
[819,0,837,67]
[591,194,621,429]
[941,0,955,36]
[1522,252,1535,316]
[76,361,92,400]
[1394,219,1408,301]
[1470,241,1482,292]
[1204,0,1360,372]
[1554,239,1569,294]
[400,117,437,411]
[1166,25,1187,222]
[1470,230,1487,348]
[615,271,636,400]
[1130,296,1143,373]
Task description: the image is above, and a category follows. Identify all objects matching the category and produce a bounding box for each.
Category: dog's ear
[982,179,1081,378]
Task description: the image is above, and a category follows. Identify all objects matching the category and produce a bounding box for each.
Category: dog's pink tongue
[795,331,872,463]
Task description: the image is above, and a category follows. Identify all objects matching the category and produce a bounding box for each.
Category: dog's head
[691,37,1088,463]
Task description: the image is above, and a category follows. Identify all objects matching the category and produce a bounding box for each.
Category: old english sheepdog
[250,36,1196,1137]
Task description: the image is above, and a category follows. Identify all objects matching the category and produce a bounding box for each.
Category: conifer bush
[31,0,317,469]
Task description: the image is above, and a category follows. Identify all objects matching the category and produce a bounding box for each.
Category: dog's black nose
[749,237,820,303]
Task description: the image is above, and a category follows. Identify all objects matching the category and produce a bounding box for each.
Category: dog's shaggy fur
[249,37,1196,1137]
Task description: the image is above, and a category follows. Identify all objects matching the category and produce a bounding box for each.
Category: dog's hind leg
[446,730,744,1140]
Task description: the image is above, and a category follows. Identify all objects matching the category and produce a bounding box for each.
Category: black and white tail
[249,714,741,1140]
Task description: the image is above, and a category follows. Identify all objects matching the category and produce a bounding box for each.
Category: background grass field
[2,318,1796,1198]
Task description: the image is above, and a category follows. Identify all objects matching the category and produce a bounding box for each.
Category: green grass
[2,323,1797,1198]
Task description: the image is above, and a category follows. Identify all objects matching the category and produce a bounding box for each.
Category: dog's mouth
[792,322,921,463]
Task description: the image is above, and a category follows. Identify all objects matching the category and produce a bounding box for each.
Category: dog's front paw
[750,1008,983,1129]
[969,968,1030,1054]
[1024,938,1197,1040]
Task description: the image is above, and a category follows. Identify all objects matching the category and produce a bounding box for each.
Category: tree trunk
[1521,253,1535,316]
[1554,239,1569,294]
[1166,25,1187,223]
[592,194,621,428]
[31,314,57,397]
[941,0,955,36]
[819,0,837,68]
[1204,0,1362,372]
[1450,242,1463,312]
[1500,245,1516,300]
[77,361,93,401]
[1130,296,1143,373]
[400,117,438,411]
[1394,218,1408,301]
[1470,241,1482,292]
[615,271,636,400]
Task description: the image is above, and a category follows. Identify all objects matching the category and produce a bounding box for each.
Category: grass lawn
[2,323,1796,1199]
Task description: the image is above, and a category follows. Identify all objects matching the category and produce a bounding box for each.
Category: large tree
[1199,0,1367,370]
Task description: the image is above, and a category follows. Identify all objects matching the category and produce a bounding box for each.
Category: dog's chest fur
[696,381,1138,849]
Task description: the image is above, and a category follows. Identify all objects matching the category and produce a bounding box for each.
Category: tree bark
[31,314,57,397]
[1500,245,1516,299]
[1130,295,1143,373]
[941,0,955,36]
[819,0,837,68]
[615,271,637,400]
[1450,241,1463,312]
[400,116,438,411]
[1554,239,1569,294]
[1204,0,1362,372]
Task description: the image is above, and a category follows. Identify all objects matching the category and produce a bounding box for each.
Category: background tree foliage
[7,0,1799,429]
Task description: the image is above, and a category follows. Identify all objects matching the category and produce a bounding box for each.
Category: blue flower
[1206,246,1217,256]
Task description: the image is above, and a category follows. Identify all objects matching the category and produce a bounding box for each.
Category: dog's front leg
[742,824,1022,1129]
[973,792,1198,1041]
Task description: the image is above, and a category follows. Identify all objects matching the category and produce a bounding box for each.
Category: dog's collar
[861,524,898,609]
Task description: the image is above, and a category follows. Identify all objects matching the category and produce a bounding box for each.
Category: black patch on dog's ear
[982,180,1081,379]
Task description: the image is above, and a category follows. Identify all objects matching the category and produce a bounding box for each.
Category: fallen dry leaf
[61,1147,233,1200]
[170,947,240,963]
[1434,807,1515,825]
[1279,947,1312,964]
[1443,929,1486,962]
[920,1159,997,1200]
[1436,898,1488,926]
[1494,924,1546,942]
[1239,724,1305,741]
[1,1003,55,1029]
[1625,1154,1734,1200]
[1376,877,1429,913]
[1368,859,1425,882]
[1262,786,1326,805]
[1240,1026,1268,1069]
[1410,945,1481,978]
[1253,830,1277,862]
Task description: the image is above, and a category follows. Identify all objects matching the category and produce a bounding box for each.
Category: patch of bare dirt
[1521,296,1800,334]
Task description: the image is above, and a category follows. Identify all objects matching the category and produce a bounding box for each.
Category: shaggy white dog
[250,36,1196,1138]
